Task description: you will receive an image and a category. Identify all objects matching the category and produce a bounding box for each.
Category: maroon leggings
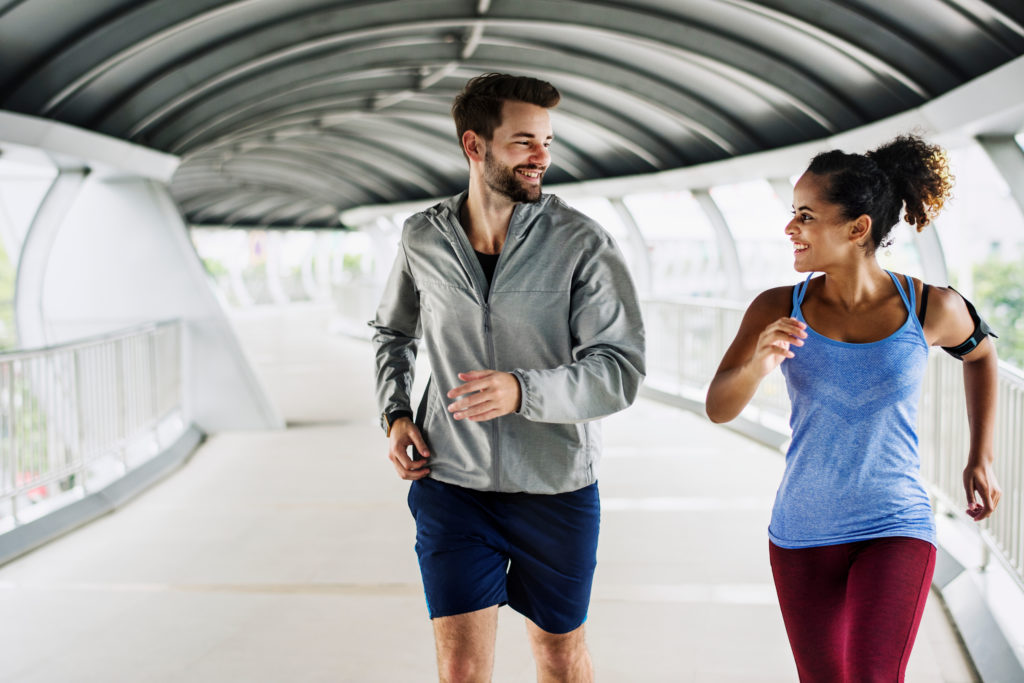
[769,537,937,683]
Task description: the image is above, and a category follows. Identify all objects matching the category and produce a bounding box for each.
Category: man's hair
[451,73,560,153]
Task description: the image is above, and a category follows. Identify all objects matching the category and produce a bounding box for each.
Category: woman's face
[785,172,859,273]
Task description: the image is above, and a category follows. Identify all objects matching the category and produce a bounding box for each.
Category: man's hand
[388,417,431,480]
[447,370,522,422]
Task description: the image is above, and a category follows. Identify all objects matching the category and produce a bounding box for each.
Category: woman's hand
[750,317,807,378]
[706,288,799,424]
[963,458,1001,521]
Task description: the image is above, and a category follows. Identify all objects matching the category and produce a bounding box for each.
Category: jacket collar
[426,190,551,242]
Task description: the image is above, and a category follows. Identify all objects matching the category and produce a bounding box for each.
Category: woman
[705,134,1001,682]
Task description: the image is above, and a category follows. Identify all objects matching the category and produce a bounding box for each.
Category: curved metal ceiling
[2,0,1023,227]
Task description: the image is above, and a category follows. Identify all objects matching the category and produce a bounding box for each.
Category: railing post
[73,347,86,495]
[7,360,18,527]
[149,329,161,452]
[116,337,127,472]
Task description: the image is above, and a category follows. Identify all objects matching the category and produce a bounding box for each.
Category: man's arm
[371,240,431,478]
[510,237,645,424]
[371,242,420,418]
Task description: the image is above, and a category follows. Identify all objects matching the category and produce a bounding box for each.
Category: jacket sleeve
[370,239,421,417]
[512,237,646,423]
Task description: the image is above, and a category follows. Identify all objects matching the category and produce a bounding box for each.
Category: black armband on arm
[941,288,997,360]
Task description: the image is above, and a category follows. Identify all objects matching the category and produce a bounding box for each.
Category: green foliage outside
[972,253,1024,371]
[0,240,16,351]
[342,252,363,274]
[201,257,228,278]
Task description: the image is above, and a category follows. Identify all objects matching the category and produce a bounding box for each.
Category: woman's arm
[925,287,1002,521]
[706,287,805,423]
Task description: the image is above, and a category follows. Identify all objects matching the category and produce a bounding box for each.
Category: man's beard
[483,149,543,203]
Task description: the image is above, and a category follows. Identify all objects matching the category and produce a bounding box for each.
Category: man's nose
[531,145,550,166]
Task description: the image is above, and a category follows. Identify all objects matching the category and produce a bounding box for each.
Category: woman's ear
[463,131,485,163]
[849,214,872,247]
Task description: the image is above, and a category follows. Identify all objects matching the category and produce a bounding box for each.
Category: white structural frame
[0,110,283,432]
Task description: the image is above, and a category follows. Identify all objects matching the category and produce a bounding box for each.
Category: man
[371,73,645,682]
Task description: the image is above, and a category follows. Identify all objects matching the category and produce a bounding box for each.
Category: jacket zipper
[485,223,513,491]
[483,301,500,489]
[441,209,505,489]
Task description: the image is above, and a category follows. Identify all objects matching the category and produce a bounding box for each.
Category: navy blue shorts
[407,477,600,634]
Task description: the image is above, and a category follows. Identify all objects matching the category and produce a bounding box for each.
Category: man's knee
[436,654,490,683]
[529,624,590,675]
[534,642,587,673]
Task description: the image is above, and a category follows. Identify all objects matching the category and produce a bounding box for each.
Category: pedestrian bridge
[0,304,1001,682]
[2,2,1024,680]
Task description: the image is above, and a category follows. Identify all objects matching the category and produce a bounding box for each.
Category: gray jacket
[371,192,645,494]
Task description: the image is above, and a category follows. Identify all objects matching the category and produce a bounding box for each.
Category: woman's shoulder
[744,285,796,322]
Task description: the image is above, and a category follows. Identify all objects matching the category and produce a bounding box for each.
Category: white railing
[920,357,1024,587]
[0,320,184,531]
[641,299,1024,589]
[642,299,790,424]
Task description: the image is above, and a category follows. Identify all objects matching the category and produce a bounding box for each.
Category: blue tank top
[770,271,936,548]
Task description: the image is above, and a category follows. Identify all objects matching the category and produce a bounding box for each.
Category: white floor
[0,305,978,682]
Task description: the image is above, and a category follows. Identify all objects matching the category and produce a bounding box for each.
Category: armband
[941,288,997,360]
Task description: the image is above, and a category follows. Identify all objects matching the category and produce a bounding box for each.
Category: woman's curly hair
[806,134,954,250]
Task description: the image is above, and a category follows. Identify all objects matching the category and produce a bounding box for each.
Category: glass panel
[191,227,375,310]
[876,222,924,279]
[622,191,723,297]
[709,179,797,295]
[0,148,58,350]
[938,142,1024,370]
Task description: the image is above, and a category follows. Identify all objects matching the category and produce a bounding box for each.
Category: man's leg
[525,619,593,683]
[409,480,509,682]
[432,606,499,683]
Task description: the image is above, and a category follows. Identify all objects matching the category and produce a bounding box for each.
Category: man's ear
[850,214,872,247]
[463,131,485,163]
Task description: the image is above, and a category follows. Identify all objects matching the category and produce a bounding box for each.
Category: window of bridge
[0,147,58,350]
[875,221,926,280]
[621,190,721,298]
[708,179,796,296]
[939,141,1024,370]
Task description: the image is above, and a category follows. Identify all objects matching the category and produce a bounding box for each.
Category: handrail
[0,319,180,359]
[0,320,185,531]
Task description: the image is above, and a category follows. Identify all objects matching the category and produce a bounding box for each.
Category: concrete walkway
[0,305,977,682]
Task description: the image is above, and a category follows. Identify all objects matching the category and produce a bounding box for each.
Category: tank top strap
[791,273,814,318]
[886,270,916,315]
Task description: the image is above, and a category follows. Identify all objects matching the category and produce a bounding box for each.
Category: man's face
[481,100,553,204]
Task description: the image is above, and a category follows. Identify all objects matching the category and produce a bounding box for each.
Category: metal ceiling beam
[13,6,904,151]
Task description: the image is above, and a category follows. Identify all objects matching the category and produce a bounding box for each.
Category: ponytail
[806,134,954,251]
